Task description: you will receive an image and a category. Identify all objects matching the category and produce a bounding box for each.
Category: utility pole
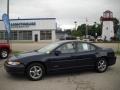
[7,0,9,18]
[7,0,10,43]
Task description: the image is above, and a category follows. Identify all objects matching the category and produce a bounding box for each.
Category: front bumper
[108,56,116,66]
[4,61,25,75]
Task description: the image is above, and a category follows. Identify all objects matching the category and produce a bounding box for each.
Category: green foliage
[71,18,119,39]
[113,18,119,34]
[12,51,21,56]
[77,24,86,36]
[65,29,72,35]
[71,30,82,37]
[71,23,102,38]
[117,25,120,40]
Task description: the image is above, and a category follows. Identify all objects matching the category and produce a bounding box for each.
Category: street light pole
[86,24,88,38]
[74,21,77,31]
[86,18,88,39]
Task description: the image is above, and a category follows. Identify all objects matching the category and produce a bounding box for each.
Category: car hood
[10,51,42,60]
[17,51,40,58]
[101,47,113,51]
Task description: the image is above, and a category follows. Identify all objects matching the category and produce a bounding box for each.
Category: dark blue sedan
[4,40,116,81]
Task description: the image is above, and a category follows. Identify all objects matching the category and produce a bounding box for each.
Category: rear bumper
[4,61,25,75]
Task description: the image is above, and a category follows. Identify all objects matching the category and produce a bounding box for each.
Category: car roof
[55,40,90,44]
[55,40,98,48]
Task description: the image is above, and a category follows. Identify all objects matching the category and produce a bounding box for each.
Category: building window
[40,31,52,40]
[0,31,5,40]
[18,31,32,40]
[11,31,17,40]
[0,31,8,40]
[0,31,32,40]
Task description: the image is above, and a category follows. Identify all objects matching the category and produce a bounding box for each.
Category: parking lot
[0,57,120,90]
[0,42,120,90]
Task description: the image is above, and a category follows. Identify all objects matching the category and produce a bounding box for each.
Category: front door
[34,34,38,42]
[47,42,76,71]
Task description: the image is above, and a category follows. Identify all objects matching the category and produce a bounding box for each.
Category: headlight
[7,61,21,65]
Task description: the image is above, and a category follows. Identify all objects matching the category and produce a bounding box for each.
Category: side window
[56,42,76,53]
[88,44,96,51]
[77,43,95,52]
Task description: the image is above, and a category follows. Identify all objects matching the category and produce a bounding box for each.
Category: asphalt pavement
[0,56,120,90]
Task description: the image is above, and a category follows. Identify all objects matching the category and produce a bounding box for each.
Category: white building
[0,18,57,42]
[101,10,114,41]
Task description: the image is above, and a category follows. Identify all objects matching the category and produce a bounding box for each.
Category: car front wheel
[96,58,108,73]
[26,63,45,81]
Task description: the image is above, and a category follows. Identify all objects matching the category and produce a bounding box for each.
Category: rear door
[71,42,97,68]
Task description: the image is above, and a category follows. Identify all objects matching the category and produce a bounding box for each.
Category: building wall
[0,18,57,42]
[102,21,114,41]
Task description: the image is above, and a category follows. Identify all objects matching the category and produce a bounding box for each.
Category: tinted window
[56,42,76,53]
[77,43,95,52]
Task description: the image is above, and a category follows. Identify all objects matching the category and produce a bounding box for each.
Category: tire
[0,49,9,59]
[26,63,45,81]
[96,58,108,73]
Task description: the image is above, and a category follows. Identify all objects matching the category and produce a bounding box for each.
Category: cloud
[0,0,120,29]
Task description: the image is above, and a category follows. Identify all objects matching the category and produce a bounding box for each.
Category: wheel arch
[0,48,10,53]
[97,56,110,66]
[25,61,47,73]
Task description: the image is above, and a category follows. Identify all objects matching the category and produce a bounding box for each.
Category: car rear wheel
[26,63,45,81]
[96,58,108,73]
[0,49,8,59]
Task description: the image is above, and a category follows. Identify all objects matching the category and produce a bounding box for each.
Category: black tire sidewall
[0,49,8,59]
[26,63,45,81]
[96,58,108,73]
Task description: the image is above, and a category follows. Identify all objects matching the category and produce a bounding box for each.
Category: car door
[71,42,97,68]
[46,42,77,71]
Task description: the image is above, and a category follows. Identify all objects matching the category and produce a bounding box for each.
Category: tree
[77,24,86,36]
[71,30,82,37]
[64,29,72,35]
[117,25,120,40]
[71,23,102,38]
[88,23,102,37]
[95,24,102,36]
[113,18,119,34]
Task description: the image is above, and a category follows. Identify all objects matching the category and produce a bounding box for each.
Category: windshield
[37,43,60,54]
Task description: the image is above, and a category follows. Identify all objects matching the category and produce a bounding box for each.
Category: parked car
[0,43,11,59]
[4,40,116,81]
[97,36,103,41]
[59,36,76,40]
[82,38,93,42]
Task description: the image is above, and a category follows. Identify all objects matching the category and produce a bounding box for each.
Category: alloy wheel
[1,50,8,59]
[29,66,43,79]
[97,58,108,72]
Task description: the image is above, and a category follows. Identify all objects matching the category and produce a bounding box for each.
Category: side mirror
[54,50,61,56]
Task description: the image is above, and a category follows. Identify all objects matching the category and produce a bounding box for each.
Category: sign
[10,22,36,28]
[2,13,11,34]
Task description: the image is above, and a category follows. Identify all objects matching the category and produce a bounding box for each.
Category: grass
[115,50,120,55]
[12,51,22,56]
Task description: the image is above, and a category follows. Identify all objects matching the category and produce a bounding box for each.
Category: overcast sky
[0,0,120,29]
